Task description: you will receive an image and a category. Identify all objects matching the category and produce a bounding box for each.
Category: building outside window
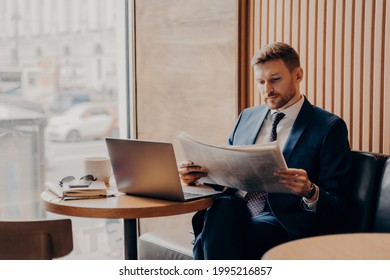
[0,0,126,259]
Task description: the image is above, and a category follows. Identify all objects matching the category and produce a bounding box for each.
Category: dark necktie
[245,111,285,216]
[269,112,286,142]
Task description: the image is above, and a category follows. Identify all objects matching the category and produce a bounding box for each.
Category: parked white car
[46,102,118,142]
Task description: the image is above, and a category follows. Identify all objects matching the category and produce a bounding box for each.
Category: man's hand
[178,160,208,186]
[274,168,318,202]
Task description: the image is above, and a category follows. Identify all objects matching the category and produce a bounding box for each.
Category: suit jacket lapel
[246,107,270,144]
[283,98,314,162]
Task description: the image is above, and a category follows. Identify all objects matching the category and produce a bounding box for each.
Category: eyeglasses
[59,175,97,187]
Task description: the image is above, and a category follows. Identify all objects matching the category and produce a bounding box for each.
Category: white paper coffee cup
[84,157,112,185]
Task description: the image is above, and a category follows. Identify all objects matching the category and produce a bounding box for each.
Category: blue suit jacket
[227,97,352,239]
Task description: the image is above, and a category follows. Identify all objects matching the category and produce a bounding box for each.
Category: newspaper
[177,132,290,193]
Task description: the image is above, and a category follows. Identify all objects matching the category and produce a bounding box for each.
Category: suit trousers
[193,194,289,260]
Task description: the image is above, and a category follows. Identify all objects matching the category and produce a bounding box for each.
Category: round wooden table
[41,191,213,259]
[262,233,390,260]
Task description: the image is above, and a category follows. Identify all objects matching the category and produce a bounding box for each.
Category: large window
[0,0,126,259]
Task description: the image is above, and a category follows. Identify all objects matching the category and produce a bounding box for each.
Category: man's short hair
[251,42,301,72]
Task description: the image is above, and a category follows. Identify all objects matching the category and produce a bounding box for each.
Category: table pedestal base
[124,219,138,260]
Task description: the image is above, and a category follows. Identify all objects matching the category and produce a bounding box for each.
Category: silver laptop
[105,138,222,201]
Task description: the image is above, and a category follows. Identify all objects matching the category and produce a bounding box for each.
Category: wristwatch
[305,182,317,199]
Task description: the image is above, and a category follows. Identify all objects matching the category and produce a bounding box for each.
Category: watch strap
[305,182,316,199]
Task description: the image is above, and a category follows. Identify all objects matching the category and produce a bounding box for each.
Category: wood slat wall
[245,0,390,154]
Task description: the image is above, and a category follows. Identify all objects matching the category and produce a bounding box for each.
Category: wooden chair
[0,219,73,260]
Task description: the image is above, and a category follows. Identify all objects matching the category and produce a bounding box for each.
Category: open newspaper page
[178,132,290,193]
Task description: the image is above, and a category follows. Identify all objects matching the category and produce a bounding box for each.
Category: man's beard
[265,90,296,110]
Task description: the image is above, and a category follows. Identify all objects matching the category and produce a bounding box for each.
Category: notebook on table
[105,138,222,201]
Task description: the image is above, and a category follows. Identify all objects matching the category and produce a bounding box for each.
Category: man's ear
[296,67,303,82]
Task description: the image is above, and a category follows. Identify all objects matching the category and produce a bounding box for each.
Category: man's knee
[207,195,249,221]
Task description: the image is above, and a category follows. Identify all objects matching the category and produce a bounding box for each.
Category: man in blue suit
[179,42,352,260]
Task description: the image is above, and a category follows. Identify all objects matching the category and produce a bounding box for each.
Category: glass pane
[0,0,124,259]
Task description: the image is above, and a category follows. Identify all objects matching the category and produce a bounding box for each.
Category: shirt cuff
[302,193,319,213]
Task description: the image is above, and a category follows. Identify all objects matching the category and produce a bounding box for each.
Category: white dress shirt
[255,94,304,147]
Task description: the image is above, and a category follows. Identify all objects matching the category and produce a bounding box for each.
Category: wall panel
[134,0,240,234]
[247,0,390,154]
[324,0,334,113]
[384,0,390,154]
